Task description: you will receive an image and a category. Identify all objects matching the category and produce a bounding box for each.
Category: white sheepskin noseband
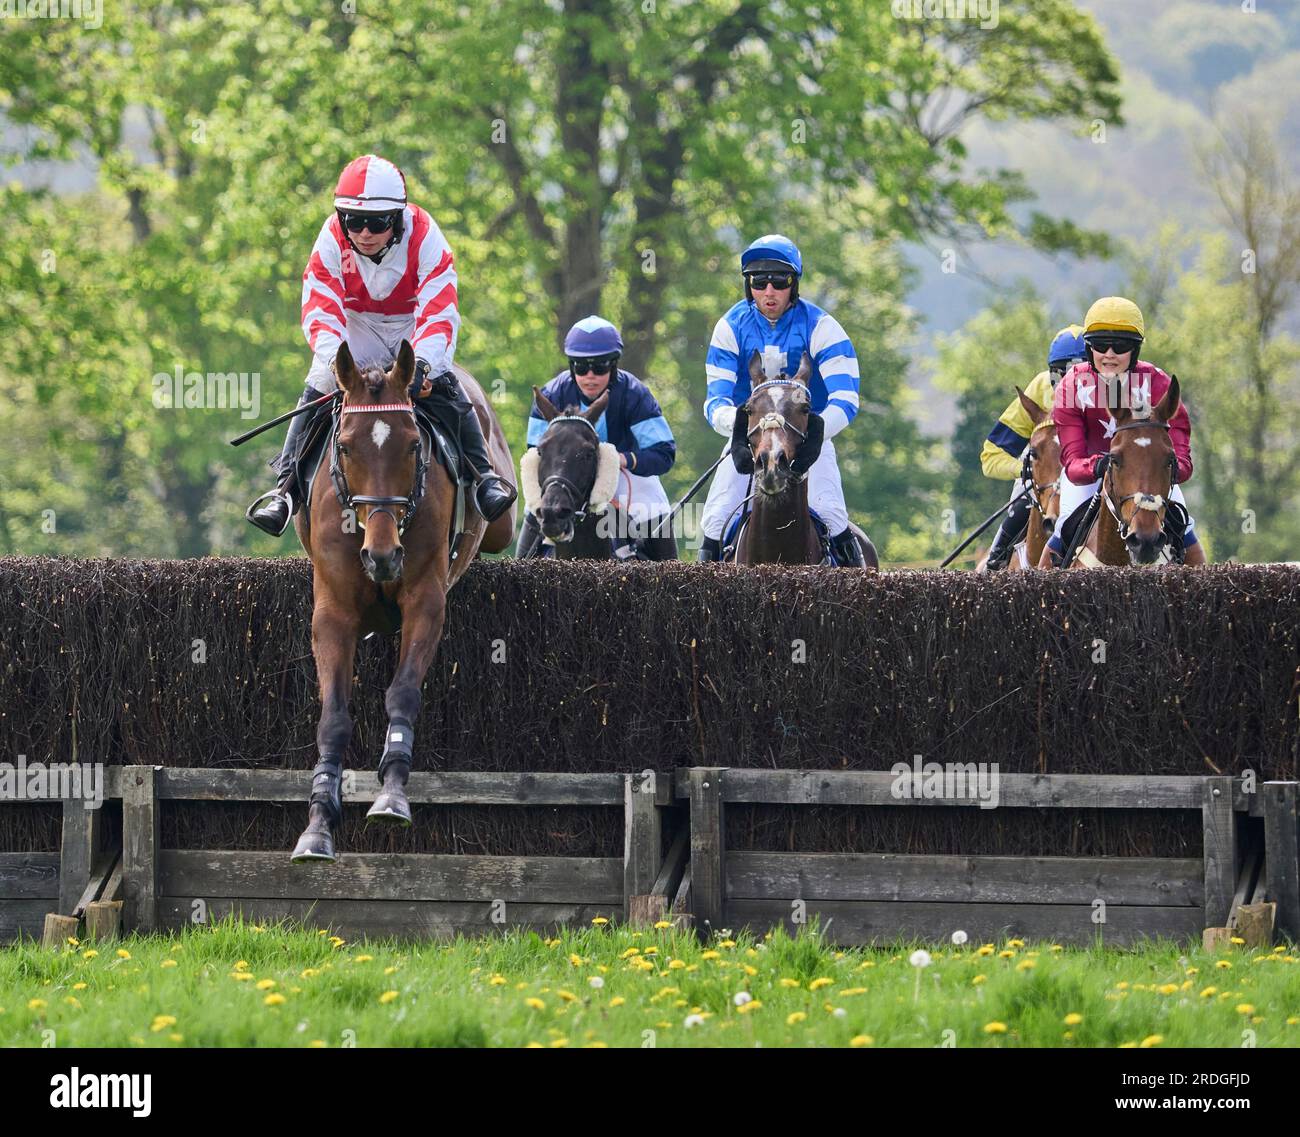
[519,438,621,516]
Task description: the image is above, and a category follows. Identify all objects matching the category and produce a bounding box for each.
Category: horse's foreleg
[367,583,448,825]
[291,599,359,863]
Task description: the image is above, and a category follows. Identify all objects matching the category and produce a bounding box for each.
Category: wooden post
[1262,781,1300,943]
[122,766,160,934]
[1234,903,1275,948]
[42,913,80,949]
[58,797,101,916]
[623,772,662,926]
[84,900,123,941]
[1201,776,1237,929]
[687,768,726,939]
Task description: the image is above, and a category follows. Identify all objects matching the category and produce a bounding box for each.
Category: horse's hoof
[366,791,412,826]
[291,828,337,863]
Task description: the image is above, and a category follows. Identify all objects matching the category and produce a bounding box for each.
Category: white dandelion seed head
[951,930,969,945]
[684,1014,705,1028]
[588,976,604,988]
[910,949,932,968]
[733,991,753,1006]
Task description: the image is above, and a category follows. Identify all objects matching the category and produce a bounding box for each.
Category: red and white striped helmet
[333,154,407,212]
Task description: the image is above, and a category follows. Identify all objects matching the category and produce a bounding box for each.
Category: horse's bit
[745,380,809,473]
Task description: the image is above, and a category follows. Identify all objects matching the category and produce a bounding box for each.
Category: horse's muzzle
[539,507,575,543]
[361,544,405,582]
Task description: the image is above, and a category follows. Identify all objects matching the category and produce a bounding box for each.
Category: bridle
[1099,418,1177,545]
[329,397,428,535]
[1020,427,1060,521]
[538,414,600,521]
[745,380,809,477]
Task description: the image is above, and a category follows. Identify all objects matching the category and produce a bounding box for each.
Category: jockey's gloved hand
[790,411,825,475]
[711,405,737,438]
[1092,453,1110,481]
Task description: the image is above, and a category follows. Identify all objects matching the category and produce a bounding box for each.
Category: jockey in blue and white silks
[697,234,862,564]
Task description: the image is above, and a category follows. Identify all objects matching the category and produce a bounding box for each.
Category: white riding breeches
[613,471,671,536]
[700,437,848,540]
[305,311,418,393]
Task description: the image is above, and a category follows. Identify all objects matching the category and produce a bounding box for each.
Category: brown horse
[999,388,1061,572]
[290,339,516,862]
[1054,375,1205,568]
[733,351,877,568]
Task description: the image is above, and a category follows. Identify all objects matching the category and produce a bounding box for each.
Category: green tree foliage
[1,0,1122,558]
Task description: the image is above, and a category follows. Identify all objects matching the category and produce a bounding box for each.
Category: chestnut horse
[1055,375,1204,568]
[733,352,877,568]
[988,388,1061,572]
[291,340,516,862]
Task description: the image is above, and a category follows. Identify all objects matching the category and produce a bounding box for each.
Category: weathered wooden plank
[687,768,726,937]
[727,853,1203,907]
[671,865,692,925]
[651,831,689,903]
[157,897,619,938]
[0,853,61,899]
[152,767,666,805]
[1202,776,1237,927]
[683,768,1211,809]
[72,850,121,918]
[58,800,101,914]
[726,899,1205,947]
[1262,782,1300,942]
[0,899,55,942]
[84,900,123,941]
[623,773,663,923]
[160,850,624,905]
[122,766,160,933]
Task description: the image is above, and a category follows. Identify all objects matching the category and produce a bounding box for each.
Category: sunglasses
[570,357,617,376]
[341,212,398,234]
[1088,338,1138,356]
[747,272,795,291]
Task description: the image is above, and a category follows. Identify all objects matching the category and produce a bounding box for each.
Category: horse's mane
[361,367,389,397]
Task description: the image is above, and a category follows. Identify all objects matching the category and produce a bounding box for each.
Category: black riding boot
[830,528,866,567]
[426,381,516,523]
[983,492,1032,572]
[247,385,318,536]
[698,535,722,563]
[516,512,545,558]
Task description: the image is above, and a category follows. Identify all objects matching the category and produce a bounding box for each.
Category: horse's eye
[338,444,350,457]
[1027,448,1038,460]
[410,441,420,454]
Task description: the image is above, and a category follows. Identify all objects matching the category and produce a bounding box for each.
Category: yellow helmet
[1083,297,1144,339]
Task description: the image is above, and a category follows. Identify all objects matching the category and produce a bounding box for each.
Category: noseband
[539,415,600,520]
[329,399,429,536]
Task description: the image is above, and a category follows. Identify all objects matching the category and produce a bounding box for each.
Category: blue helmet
[741,234,802,277]
[563,316,624,358]
[1048,324,1087,370]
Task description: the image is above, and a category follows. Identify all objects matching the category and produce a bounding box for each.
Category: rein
[1100,419,1173,543]
[329,398,429,535]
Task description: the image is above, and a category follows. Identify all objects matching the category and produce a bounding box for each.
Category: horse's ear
[792,351,812,387]
[1016,386,1046,427]
[334,342,362,394]
[582,391,609,424]
[1154,373,1180,423]
[748,351,765,387]
[533,387,561,421]
[393,340,416,395]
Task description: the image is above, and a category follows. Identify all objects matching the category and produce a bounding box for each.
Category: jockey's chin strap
[329,399,429,535]
[745,381,809,478]
[1100,419,1177,548]
[538,414,602,520]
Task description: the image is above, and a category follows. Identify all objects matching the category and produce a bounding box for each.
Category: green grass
[2,919,1298,1047]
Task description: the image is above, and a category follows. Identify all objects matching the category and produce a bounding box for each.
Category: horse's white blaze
[371,420,391,450]
[1133,437,1152,447]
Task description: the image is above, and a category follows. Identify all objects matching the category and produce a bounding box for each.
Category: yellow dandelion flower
[998,950,1016,959]
[556,990,577,1003]
[735,999,762,1014]
[858,960,876,969]
[354,955,373,963]
[82,949,98,959]
[524,997,546,1010]
[264,993,286,1007]
[718,940,737,948]
[983,1022,1008,1034]
[742,964,758,976]
[1049,944,1064,952]
[809,977,833,991]
[256,979,276,991]
[379,991,399,1005]
[591,917,609,926]
[1200,986,1217,997]
[668,959,686,970]
[849,1035,873,1047]
[620,947,641,958]
[609,997,625,1007]
[1216,960,1233,969]
[1116,981,1129,990]
[1007,939,1025,948]
[1230,937,1245,945]
[701,950,721,960]
[1064,1013,1083,1026]
[72,982,87,991]
[116,949,131,960]
[1140,1035,1164,1048]
[150,1014,177,1032]
[1119,1041,1138,1048]
[643,947,658,955]
[489,976,508,986]
[1157,983,1178,995]
[309,1040,327,1048]
[1016,959,1036,972]
[977,945,995,956]
[550,1038,570,1047]
[1286,1017,1299,1026]
[28,999,47,1011]
[64,996,81,1008]
[840,987,868,996]
[654,920,672,929]
[779,978,801,989]
[1236,1004,1255,1015]
[972,975,987,985]
[160,959,178,969]
[786,1012,807,1025]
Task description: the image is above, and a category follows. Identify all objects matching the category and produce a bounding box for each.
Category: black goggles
[341,211,399,234]
[747,272,795,291]
[1086,336,1140,356]
[569,356,617,376]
